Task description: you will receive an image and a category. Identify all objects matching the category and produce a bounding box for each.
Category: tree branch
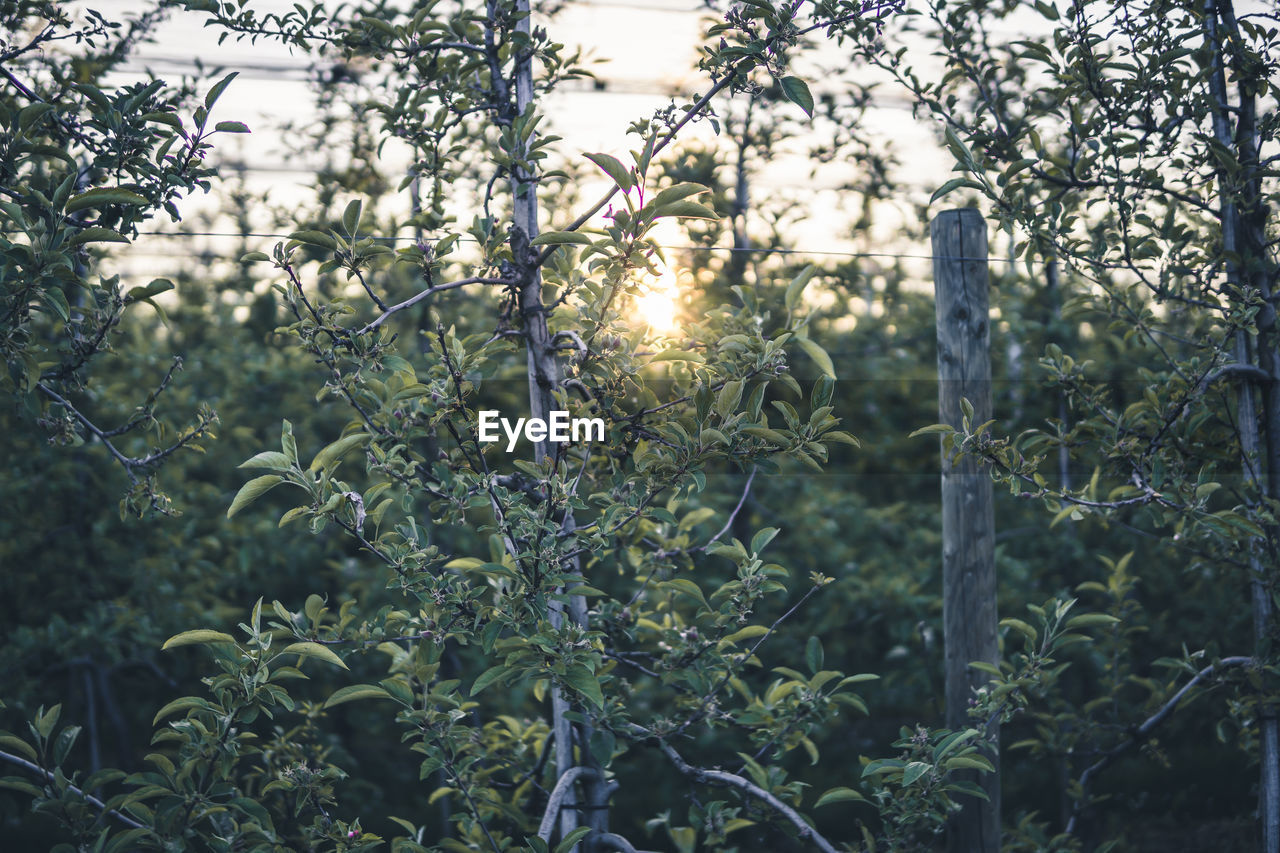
[537,766,600,842]
[357,276,509,334]
[635,731,838,853]
[0,748,147,830]
[597,831,658,853]
[675,584,820,735]
[1066,656,1253,835]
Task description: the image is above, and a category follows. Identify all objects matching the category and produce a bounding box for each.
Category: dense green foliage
[2,0,1278,851]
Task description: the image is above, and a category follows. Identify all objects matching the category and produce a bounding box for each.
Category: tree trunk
[1203,2,1280,848]
[507,2,605,848]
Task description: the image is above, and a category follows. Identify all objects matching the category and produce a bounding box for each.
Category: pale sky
[84,0,960,278]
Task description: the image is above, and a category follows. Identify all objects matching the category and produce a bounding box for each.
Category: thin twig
[706,466,756,546]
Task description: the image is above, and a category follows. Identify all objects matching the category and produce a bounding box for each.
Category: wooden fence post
[932,207,1000,853]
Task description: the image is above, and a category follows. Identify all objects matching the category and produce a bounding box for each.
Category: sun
[636,265,682,335]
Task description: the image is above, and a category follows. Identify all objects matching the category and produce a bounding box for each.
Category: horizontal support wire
[61,230,1001,263]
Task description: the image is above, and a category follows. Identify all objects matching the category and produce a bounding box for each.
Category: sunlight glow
[636,265,682,335]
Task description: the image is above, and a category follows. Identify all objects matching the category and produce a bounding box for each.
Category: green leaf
[715,380,744,419]
[584,152,633,191]
[213,120,250,133]
[41,288,69,322]
[152,696,215,725]
[902,761,931,786]
[795,336,835,378]
[815,786,865,807]
[470,665,511,696]
[34,705,60,739]
[309,432,369,473]
[66,187,148,214]
[1000,618,1038,644]
[529,230,593,246]
[69,227,129,246]
[650,350,705,364]
[142,111,182,129]
[659,578,709,609]
[805,635,824,674]
[944,755,995,773]
[18,102,56,132]
[304,594,326,624]
[654,200,719,220]
[288,229,337,250]
[650,182,707,209]
[322,684,395,709]
[1064,613,1120,630]
[554,828,593,853]
[239,451,293,471]
[0,777,43,798]
[342,198,363,234]
[678,506,716,532]
[779,76,815,116]
[909,424,955,438]
[944,125,977,167]
[838,673,880,685]
[281,642,349,670]
[930,177,983,203]
[1195,482,1221,500]
[204,71,239,110]
[162,629,236,650]
[720,625,769,645]
[282,420,298,464]
[227,474,285,518]
[751,527,779,554]
[1034,0,1060,20]
[0,736,36,763]
[785,265,816,312]
[125,278,174,303]
[563,664,604,709]
[55,725,82,765]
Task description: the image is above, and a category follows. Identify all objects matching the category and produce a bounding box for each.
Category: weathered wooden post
[932,207,1000,853]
